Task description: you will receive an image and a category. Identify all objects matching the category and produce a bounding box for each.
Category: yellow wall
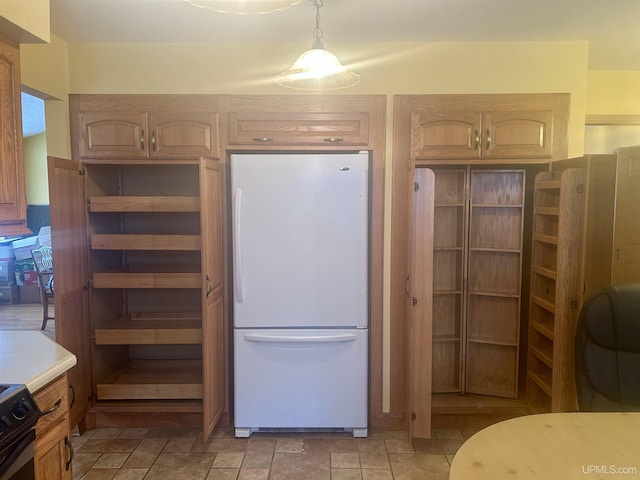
[23,133,48,204]
[0,0,49,42]
[586,71,640,114]
[66,40,589,157]
[21,34,72,159]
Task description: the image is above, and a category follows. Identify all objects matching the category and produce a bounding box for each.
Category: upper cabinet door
[0,37,28,236]
[227,111,370,147]
[484,110,553,160]
[78,111,149,159]
[412,111,482,160]
[150,111,219,159]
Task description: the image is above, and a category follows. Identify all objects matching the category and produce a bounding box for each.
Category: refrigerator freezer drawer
[233,328,368,435]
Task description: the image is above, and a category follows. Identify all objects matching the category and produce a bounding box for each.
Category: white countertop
[0,330,77,393]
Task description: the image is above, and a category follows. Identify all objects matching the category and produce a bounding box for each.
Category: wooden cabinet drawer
[34,375,69,436]
[227,111,369,147]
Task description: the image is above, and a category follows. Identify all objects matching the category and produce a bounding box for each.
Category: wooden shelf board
[435,203,464,208]
[468,247,521,253]
[528,371,552,397]
[92,267,201,289]
[532,265,557,280]
[471,204,524,208]
[434,290,463,295]
[431,393,530,415]
[533,233,559,245]
[529,345,553,368]
[91,234,201,251]
[89,196,200,212]
[534,207,560,216]
[530,320,554,340]
[531,295,556,313]
[468,291,520,298]
[90,399,203,414]
[94,317,203,345]
[535,180,561,190]
[96,360,203,401]
[467,338,518,347]
[433,336,461,343]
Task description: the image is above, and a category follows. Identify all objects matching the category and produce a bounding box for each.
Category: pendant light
[184,0,302,15]
[277,0,360,90]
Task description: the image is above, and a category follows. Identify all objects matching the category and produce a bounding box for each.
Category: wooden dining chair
[30,245,54,330]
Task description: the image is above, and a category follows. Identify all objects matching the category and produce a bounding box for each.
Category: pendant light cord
[311,0,324,48]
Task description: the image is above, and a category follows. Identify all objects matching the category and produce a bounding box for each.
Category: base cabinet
[34,374,73,480]
[48,156,226,438]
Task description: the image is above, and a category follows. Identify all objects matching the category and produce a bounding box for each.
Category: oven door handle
[0,429,35,478]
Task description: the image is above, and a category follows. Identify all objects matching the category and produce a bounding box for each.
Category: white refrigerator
[231,152,369,438]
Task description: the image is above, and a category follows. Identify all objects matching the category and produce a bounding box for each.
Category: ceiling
[49,0,640,70]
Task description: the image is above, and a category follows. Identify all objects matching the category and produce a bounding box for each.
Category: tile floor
[72,425,470,480]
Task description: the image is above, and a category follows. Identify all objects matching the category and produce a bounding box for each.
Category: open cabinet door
[612,145,640,283]
[47,156,92,430]
[408,168,434,439]
[200,158,226,439]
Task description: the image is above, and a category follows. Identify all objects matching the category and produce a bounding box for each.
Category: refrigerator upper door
[231,153,368,328]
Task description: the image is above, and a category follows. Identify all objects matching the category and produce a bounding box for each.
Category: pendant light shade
[184,0,302,14]
[277,0,359,90]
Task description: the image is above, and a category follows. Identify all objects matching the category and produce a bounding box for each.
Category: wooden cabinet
[34,374,73,480]
[418,167,526,398]
[527,155,617,413]
[0,35,29,236]
[70,95,220,161]
[221,95,382,149]
[551,155,617,305]
[409,94,568,164]
[527,169,583,413]
[611,145,640,284]
[48,156,226,438]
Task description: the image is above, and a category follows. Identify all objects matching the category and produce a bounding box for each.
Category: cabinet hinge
[570,299,578,310]
[577,183,584,193]
[414,182,420,192]
[412,297,418,307]
[411,412,417,421]
[78,169,85,176]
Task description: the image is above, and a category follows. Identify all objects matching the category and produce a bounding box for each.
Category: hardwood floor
[0,302,55,341]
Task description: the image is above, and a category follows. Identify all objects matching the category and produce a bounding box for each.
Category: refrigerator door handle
[243,333,358,344]
[234,187,244,303]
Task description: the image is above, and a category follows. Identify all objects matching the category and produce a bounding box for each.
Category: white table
[450,412,640,479]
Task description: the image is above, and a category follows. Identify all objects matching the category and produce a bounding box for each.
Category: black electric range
[0,385,41,450]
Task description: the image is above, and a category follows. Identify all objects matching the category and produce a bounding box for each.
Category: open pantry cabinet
[526,168,583,412]
[48,157,226,437]
[419,166,526,398]
[527,155,617,413]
